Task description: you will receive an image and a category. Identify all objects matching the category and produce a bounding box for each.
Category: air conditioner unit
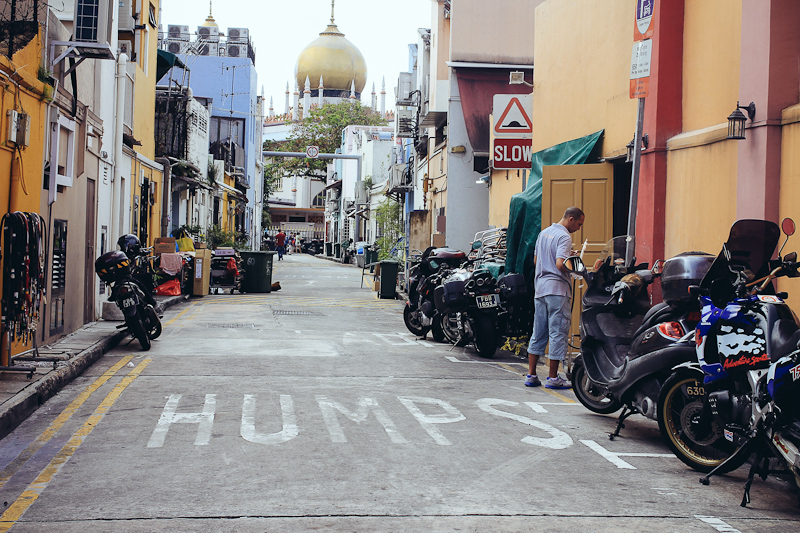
[396,72,414,105]
[118,0,135,32]
[197,26,220,42]
[355,182,368,204]
[167,25,190,41]
[166,40,185,55]
[118,40,133,58]
[227,28,249,42]
[198,43,210,56]
[395,108,415,138]
[226,44,248,58]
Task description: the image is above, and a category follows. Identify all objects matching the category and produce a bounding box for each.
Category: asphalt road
[0,254,799,532]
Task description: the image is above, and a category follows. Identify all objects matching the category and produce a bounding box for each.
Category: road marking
[0,359,151,531]
[164,300,198,325]
[580,439,674,469]
[0,356,134,491]
[477,399,573,449]
[148,394,217,447]
[695,516,742,532]
[525,402,583,413]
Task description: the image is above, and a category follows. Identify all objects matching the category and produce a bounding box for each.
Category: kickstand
[609,405,639,440]
[700,439,753,488]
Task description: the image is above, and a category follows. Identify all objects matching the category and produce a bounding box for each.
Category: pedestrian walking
[276,230,286,260]
[524,206,585,389]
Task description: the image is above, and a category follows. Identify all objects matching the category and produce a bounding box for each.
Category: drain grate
[272,310,321,316]
[207,323,256,329]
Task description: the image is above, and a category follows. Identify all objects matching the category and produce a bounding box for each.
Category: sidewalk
[0,294,188,441]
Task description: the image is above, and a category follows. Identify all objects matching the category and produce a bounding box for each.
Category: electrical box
[6,110,19,144]
[6,110,30,146]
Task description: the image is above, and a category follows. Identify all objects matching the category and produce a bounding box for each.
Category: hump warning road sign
[493,94,533,138]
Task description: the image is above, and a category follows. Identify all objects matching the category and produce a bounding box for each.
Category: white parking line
[580,439,675,469]
[695,515,742,533]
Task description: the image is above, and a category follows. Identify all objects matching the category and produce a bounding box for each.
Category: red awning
[454,67,532,156]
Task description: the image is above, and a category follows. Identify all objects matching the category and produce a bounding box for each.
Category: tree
[375,198,403,260]
[263,101,387,184]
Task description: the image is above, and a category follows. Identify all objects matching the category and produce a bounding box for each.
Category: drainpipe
[111,53,128,240]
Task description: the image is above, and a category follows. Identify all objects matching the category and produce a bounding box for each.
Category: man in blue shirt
[525,206,584,388]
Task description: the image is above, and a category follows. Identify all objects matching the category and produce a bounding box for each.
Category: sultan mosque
[267,0,390,121]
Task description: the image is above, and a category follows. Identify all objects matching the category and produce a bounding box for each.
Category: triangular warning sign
[495,97,532,135]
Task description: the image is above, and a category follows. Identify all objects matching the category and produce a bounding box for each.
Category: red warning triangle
[495,97,533,134]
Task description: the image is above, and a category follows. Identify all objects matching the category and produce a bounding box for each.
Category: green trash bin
[241,251,277,293]
[366,248,379,273]
[379,260,399,299]
[325,242,332,256]
[334,243,341,258]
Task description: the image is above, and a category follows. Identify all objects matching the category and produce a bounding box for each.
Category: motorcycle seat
[770,319,800,362]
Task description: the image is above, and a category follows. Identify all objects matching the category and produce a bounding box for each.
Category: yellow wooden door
[542,163,615,350]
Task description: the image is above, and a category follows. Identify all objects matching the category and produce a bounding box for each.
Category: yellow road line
[0,359,151,531]
[164,300,197,325]
[0,355,134,490]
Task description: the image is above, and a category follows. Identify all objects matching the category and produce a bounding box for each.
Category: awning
[172,174,212,190]
[156,49,188,82]
[420,111,447,128]
[322,180,343,191]
[453,67,532,157]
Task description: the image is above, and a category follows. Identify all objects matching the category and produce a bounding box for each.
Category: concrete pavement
[0,294,188,440]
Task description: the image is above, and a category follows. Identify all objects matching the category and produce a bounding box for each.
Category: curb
[0,294,188,441]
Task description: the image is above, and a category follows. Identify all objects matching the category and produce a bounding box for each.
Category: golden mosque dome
[201,2,219,28]
[295,4,367,96]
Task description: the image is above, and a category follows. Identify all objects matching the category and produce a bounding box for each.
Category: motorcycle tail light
[476,278,485,287]
[466,280,475,289]
[659,321,685,339]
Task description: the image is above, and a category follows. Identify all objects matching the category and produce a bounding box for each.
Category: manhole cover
[207,323,256,329]
[272,310,321,316]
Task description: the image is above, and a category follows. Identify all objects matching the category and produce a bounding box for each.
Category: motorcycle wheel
[473,314,499,358]
[657,372,747,473]
[572,358,623,414]
[127,314,151,351]
[439,313,467,345]
[403,305,430,337]
[145,305,162,339]
[431,314,446,342]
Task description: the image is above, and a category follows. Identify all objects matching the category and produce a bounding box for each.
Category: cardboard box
[154,237,177,256]
[370,279,380,292]
[194,241,207,249]
[192,249,212,296]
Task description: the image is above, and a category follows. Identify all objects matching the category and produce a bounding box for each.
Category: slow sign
[493,138,532,170]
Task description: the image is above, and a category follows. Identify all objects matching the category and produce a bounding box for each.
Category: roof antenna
[331,0,335,25]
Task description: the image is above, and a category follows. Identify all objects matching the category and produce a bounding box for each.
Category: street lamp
[625,133,649,163]
[727,101,756,140]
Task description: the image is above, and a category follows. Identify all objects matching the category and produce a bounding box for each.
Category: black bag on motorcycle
[435,280,469,314]
[499,273,529,302]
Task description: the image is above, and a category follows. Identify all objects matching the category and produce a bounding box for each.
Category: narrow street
[0,256,798,532]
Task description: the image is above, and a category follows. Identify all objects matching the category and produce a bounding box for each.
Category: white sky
[159,0,433,111]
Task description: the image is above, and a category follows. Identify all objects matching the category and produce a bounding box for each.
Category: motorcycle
[567,236,714,438]
[95,250,162,350]
[656,218,800,506]
[403,246,467,340]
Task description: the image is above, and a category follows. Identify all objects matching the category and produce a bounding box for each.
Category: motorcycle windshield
[701,219,781,288]
[594,236,650,271]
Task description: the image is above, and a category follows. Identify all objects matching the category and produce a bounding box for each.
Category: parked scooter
[567,236,714,438]
[403,246,467,340]
[656,218,800,506]
[95,250,162,350]
[117,234,159,309]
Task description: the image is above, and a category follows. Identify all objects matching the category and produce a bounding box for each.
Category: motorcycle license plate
[121,297,136,308]
[476,294,500,309]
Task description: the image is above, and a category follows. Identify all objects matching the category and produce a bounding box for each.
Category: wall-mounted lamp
[727,101,756,140]
[625,133,649,163]
[476,175,490,186]
[509,71,533,88]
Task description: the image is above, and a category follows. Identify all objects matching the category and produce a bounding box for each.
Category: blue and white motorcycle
[657,218,800,506]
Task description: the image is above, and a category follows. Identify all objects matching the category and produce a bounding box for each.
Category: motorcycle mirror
[782,218,796,236]
[471,240,482,250]
[785,251,798,263]
[565,256,587,276]
[651,259,664,275]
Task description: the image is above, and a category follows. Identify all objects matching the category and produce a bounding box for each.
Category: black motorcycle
[403,246,467,340]
[656,218,800,506]
[95,250,162,350]
[567,236,714,438]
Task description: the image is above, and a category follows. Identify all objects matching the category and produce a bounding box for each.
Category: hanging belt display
[1,212,47,376]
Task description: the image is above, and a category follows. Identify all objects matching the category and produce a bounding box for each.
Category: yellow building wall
[778,109,800,294]
[664,140,738,257]
[489,169,525,228]
[682,0,742,133]
[531,0,636,158]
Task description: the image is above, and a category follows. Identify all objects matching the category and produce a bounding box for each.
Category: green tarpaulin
[156,49,188,82]
[504,130,604,282]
